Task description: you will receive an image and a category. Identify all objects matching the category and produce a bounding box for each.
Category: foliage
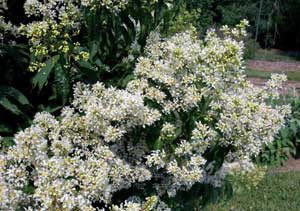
[0,21,290,211]
[257,97,300,166]
[275,0,300,50]
[19,0,182,93]
[0,42,34,135]
[163,5,201,37]
[185,0,300,50]
[185,0,215,32]
[243,38,259,60]
[225,162,266,194]
[205,171,300,211]
[258,126,296,166]
[0,0,182,137]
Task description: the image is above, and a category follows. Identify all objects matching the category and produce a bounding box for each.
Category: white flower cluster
[211,82,290,156]
[147,88,287,193]
[127,25,246,113]
[0,82,161,211]
[0,16,19,43]
[203,156,263,188]
[0,21,290,210]
[133,21,289,195]
[24,0,81,22]
[265,73,287,98]
[24,0,128,18]
[20,0,87,72]
[81,0,128,12]
[111,196,170,211]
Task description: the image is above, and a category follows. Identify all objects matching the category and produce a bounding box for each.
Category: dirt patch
[247,60,300,72]
[247,77,300,95]
[269,157,300,173]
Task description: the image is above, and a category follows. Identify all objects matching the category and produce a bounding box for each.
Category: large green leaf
[0,97,22,115]
[0,85,30,105]
[54,64,71,105]
[32,55,60,90]
[77,60,95,71]
[89,41,99,60]
[153,137,164,150]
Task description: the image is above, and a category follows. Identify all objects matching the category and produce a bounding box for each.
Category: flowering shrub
[224,159,266,193]
[0,20,290,210]
[0,0,181,136]
[257,96,300,166]
[16,0,181,74]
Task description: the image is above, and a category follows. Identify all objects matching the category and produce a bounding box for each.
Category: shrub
[0,0,181,136]
[257,97,300,166]
[0,20,291,210]
[243,38,259,60]
[164,5,201,37]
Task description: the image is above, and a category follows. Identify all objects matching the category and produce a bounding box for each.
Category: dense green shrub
[185,0,300,50]
[243,38,259,60]
[0,42,33,138]
[163,5,201,37]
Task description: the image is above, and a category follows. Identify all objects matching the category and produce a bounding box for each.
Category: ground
[246,49,300,93]
[270,157,300,173]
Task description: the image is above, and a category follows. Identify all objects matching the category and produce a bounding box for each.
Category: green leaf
[279,128,289,139]
[153,137,164,150]
[89,41,99,60]
[94,58,105,69]
[47,105,64,113]
[296,119,300,127]
[0,124,12,133]
[23,185,35,194]
[0,85,30,105]
[290,120,298,135]
[0,97,22,115]
[32,55,60,90]
[54,64,71,105]
[119,73,135,88]
[0,136,14,147]
[77,60,95,70]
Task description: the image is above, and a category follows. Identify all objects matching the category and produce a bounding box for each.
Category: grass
[204,171,300,211]
[252,49,300,62]
[246,68,300,82]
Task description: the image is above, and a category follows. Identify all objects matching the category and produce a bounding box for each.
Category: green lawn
[246,68,300,82]
[205,172,300,211]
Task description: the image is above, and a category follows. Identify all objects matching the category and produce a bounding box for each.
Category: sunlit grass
[205,171,300,211]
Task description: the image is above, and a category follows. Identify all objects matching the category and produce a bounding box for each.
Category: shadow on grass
[205,171,300,211]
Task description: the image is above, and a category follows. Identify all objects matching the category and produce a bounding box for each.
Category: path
[246,59,300,94]
[248,60,300,72]
[269,157,300,173]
